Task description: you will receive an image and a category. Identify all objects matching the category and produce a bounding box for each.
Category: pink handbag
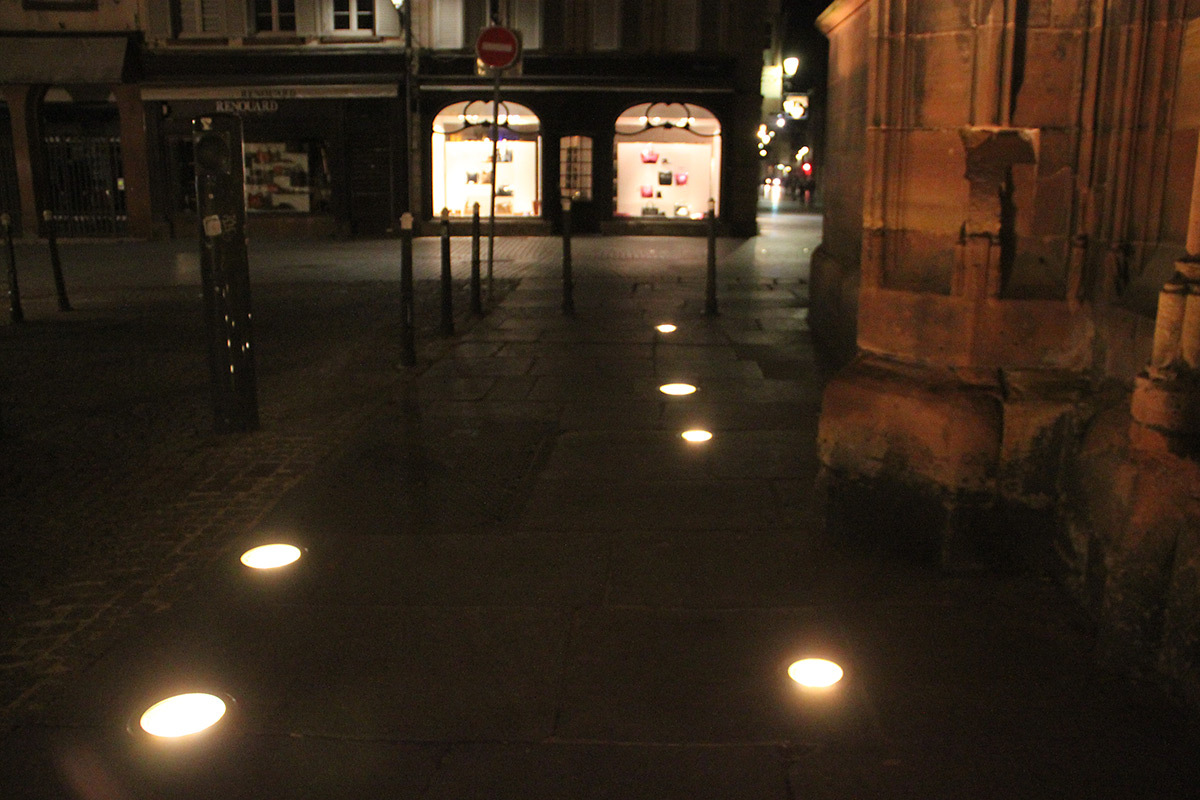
[675,172,688,186]
[640,147,659,163]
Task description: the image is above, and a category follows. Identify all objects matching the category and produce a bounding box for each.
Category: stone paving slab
[4,213,1200,798]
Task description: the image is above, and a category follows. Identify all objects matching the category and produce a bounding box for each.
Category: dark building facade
[1,0,775,239]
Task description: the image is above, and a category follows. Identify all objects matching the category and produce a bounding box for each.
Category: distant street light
[783,57,799,77]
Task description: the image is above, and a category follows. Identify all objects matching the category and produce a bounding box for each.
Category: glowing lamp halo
[655,323,677,334]
[240,543,303,570]
[138,692,228,738]
[788,658,844,688]
[681,429,713,443]
[658,383,697,397]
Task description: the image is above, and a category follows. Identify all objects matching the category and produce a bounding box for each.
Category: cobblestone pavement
[0,271,511,732]
[0,218,813,734]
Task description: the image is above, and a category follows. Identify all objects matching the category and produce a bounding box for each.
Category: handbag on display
[497,185,514,197]
[658,171,672,186]
[466,172,479,184]
[640,185,654,198]
[675,172,688,186]
[641,147,659,163]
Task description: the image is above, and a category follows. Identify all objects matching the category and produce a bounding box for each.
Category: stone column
[1130,134,1200,452]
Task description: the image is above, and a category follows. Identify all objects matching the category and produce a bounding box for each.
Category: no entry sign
[476,26,521,70]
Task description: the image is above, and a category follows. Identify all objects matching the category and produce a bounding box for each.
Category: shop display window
[613,103,721,220]
[432,101,542,218]
[243,141,331,214]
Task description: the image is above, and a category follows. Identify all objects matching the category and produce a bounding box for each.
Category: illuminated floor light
[681,429,713,442]
[659,383,697,396]
[139,693,227,738]
[788,658,844,688]
[240,543,302,570]
[655,323,677,333]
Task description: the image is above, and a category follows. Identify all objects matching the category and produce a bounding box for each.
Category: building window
[613,102,721,220]
[560,136,592,201]
[175,0,227,35]
[432,100,542,218]
[253,0,296,32]
[333,0,374,32]
[244,141,332,213]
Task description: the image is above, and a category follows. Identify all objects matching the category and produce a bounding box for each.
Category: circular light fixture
[139,693,227,738]
[655,323,677,333]
[788,658,844,688]
[681,429,713,443]
[240,543,302,570]
[659,383,697,396]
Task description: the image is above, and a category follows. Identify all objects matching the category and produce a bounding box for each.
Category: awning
[0,36,129,84]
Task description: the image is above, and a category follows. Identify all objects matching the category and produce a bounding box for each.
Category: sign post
[475,25,521,303]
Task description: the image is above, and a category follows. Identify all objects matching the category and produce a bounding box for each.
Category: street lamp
[391,0,414,219]
[783,56,799,77]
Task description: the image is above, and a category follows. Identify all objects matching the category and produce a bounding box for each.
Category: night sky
[779,0,831,91]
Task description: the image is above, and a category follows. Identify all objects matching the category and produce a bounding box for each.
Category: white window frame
[330,0,376,33]
[251,0,297,33]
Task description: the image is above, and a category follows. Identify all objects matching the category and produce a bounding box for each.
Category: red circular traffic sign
[476,26,520,70]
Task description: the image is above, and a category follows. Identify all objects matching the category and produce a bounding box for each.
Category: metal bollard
[439,208,454,337]
[561,197,575,316]
[42,210,72,312]
[704,198,718,317]
[470,202,483,316]
[399,212,416,367]
[2,213,23,324]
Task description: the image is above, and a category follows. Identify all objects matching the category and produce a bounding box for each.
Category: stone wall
[813,0,1200,704]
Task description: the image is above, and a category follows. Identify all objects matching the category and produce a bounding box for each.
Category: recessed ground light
[788,658,844,688]
[681,429,713,442]
[655,323,677,333]
[139,693,227,738]
[659,383,697,396]
[240,543,302,569]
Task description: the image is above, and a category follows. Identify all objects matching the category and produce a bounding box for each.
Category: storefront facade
[418,52,761,237]
[144,84,401,238]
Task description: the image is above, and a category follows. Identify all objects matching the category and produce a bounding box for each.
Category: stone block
[818,357,1003,493]
[908,32,975,128]
[1012,30,1086,129]
[906,2,971,34]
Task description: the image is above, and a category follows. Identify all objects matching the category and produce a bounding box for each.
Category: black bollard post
[561,197,575,316]
[42,211,71,312]
[439,208,454,337]
[399,211,416,367]
[704,198,718,317]
[470,202,483,316]
[194,114,258,433]
[2,213,24,324]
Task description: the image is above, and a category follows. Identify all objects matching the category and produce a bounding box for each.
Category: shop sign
[215,99,281,114]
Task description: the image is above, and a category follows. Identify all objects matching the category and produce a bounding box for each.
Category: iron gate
[43,134,127,236]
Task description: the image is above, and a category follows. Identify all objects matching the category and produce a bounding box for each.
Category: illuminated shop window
[432,100,542,218]
[613,102,720,220]
[243,141,332,214]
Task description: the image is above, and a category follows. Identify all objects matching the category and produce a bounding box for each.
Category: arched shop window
[613,103,720,220]
[432,100,542,218]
